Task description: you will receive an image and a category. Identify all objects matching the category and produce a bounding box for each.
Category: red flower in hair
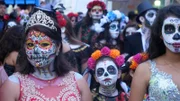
[3,14,9,21]
[56,12,67,28]
[16,16,21,23]
[87,0,106,10]
[67,12,78,19]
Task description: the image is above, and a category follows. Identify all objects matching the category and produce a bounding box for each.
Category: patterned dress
[14,71,81,101]
[148,60,180,101]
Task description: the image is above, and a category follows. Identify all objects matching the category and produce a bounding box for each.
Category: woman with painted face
[87,46,128,101]
[129,4,180,101]
[93,10,128,52]
[77,0,106,45]
[0,8,92,101]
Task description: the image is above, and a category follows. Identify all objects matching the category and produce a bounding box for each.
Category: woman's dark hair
[17,17,71,76]
[90,56,124,92]
[122,24,139,39]
[64,15,83,45]
[0,25,25,63]
[147,4,180,60]
[96,20,124,52]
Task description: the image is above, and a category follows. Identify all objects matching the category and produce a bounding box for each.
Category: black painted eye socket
[97,68,104,77]
[164,24,175,34]
[147,12,154,18]
[107,65,116,75]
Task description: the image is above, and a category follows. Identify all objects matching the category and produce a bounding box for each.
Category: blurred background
[4,0,179,14]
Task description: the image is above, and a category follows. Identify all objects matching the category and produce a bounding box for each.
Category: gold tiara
[26,10,57,31]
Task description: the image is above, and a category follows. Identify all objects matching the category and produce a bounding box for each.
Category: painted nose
[173,33,180,40]
[34,46,40,54]
[96,12,99,14]
[104,72,108,77]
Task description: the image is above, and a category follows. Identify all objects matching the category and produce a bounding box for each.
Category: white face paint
[7,21,17,28]
[120,21,127,34]
[25,30,57,68]
[90,6,103,20]
[145,9,157,26]
[109,21,120,39]
[95,58,119,86]
[162,16,180,53]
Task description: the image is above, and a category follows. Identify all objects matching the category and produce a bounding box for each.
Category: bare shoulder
[134,61,151,82]
[1,76,20,100]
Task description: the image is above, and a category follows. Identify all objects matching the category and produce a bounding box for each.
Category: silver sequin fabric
[148,60,180,101]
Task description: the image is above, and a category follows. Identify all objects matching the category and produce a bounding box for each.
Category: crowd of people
[0,0,180,101]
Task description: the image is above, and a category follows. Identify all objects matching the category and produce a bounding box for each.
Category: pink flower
[101,46,110,56]
[133,53,142,64]
[87,57,96,70]
[115,55,125,67]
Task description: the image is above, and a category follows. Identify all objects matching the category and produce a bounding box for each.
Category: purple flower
[115,55,125,67]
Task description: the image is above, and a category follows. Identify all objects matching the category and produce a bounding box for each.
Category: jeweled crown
[26,10,57,31]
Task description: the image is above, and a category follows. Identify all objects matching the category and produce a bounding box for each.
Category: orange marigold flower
[130,60,138,70]
[91,50,102,60]
[109,49,120,59]
[141,53,149,61]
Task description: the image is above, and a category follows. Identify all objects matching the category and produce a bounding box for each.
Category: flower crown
[93,10,129,33]
[87,46,125,70]
[67,12,78,18]
[87,0,106,10]
[129,53,149,70]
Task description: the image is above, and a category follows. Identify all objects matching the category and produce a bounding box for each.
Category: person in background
[67,12,78,28]
[129,4,180,101]
[122,24,139,41]
[0,0,7,36]
[124,0,158,57]
[127,11,138,25]
[77,12,84,22]
[0,7,92,101]
[0,25,25,76]
[77,0,106,45]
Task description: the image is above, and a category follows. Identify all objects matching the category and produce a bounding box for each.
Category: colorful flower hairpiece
[129,53,149,70]
[56,12,67,28]
[87,46,125,70]
[87,0,106,10]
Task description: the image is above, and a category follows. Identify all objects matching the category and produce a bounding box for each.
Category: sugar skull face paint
[145,9,157,26]
[162,16,180,53]
[95,58,119,86]
[90,5,103,20]
[25,30,57,68]
[109,21,120,39]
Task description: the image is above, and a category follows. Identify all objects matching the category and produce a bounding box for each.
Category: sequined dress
[14,71,81,101]
[148,60,180,101]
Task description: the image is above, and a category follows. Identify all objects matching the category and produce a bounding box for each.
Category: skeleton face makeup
[25,30,57,68]
[95,58,119,86]
[162,16,180,53]
[90,5,103,20]
[120,20,127,34]
[145,9,157,26]
[109,21,120,39]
